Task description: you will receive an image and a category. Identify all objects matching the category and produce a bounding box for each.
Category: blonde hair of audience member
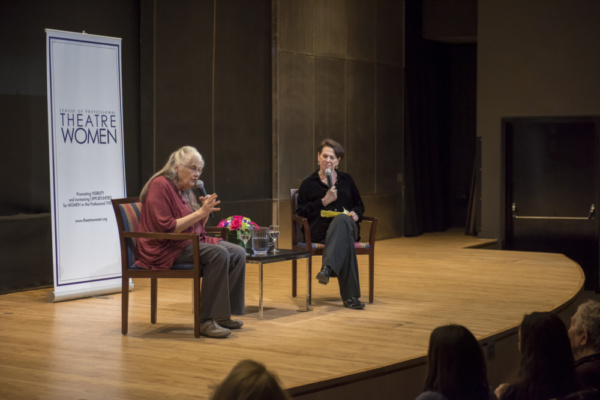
[139,145,204,210]
[211,359,291,400]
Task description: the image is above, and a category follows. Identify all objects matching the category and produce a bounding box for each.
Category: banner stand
[46,29,126,302]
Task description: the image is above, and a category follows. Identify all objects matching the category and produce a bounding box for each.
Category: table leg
[259,262,264,320]
[306,256,311,311]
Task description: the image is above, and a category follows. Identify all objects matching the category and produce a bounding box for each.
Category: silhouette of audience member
[568,300,600,391]
[495,312,582,400]
[415,324,497,400]
[211,359,291,400]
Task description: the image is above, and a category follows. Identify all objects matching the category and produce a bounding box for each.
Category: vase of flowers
[217,215,260,250]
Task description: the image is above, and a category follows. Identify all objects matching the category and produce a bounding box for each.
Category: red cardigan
[135,176,220,270]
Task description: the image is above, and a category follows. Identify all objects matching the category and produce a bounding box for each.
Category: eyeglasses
[183,164,202,175]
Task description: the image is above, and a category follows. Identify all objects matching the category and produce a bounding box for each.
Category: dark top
[575,352,600,391]
[296,170,364,243]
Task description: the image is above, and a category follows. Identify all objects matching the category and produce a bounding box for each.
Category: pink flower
[251,222,260,230]
[229,218,242,230]
[217,219,228,228]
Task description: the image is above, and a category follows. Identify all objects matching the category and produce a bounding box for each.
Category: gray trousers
[175,240,246,321]
[322,214,361,300]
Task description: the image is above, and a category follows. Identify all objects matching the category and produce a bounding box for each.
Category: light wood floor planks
[0,229,587,399]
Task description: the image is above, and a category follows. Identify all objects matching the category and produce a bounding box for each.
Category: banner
[46,29,126,302]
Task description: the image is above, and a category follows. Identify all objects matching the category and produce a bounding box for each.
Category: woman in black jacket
[296,138,366,309]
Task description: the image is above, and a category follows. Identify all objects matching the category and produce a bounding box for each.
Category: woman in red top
[136,146,245,338]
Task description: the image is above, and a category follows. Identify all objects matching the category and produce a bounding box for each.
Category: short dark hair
[317,138,345,160]
[211,359,291,400]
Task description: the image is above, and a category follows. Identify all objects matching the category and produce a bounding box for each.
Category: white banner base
[47,279,133,303]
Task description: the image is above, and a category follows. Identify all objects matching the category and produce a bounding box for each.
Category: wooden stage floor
[0,229,586,399]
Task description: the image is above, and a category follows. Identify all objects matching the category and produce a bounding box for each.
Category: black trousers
[322,214,361,300]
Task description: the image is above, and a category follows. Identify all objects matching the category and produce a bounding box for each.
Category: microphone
[195,180,214,218]
[325,168,333,188]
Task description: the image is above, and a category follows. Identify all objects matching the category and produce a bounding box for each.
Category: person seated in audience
[568,300,600,391]
[415,324,497,400]
[495,312,582,400]
[210,359,291,400]
[136,145,246,338]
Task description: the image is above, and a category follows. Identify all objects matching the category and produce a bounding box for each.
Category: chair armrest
[291,214,313,246]
[361,216,379,247]
[206,226,228,240]
[123,231,198,241]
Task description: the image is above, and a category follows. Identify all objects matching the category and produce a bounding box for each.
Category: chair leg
[193,277,201,338]
[369,253,374,304]
[292,259,297,298]
[122,277,129,335]
[151,278,158,324]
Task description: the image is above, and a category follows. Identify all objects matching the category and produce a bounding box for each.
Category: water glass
[251,227,270,255]
[269,225,280,253]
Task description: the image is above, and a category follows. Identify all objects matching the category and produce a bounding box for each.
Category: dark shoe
[199,320,231,338]
[343,297,365,309]
[316,266,332,285]
[216,318,243,329]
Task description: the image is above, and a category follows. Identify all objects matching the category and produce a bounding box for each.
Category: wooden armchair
[290,189,378,304]
[111,197,227,338]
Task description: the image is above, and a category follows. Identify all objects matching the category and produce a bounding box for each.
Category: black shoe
[343,297,365,309]
[316,266,332,285]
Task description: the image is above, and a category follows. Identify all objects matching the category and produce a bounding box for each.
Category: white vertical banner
[46,29,126,302]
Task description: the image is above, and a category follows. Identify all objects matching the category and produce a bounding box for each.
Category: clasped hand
[322,186,337,206]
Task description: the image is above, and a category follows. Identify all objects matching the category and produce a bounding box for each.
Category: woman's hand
[495,383,509,399]
[198,193,221,217]
[174,193,220,233]
[322,186,337,207]
[348,211,359,222]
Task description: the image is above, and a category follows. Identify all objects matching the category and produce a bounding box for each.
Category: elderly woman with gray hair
[136,145,246,338]
[568,299,600,391]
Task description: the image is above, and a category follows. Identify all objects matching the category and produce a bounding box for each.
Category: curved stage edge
[286,231,585,400]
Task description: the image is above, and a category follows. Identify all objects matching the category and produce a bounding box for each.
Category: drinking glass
[269,225,280,253]
[239,229,251,253]
[251,227,270,255]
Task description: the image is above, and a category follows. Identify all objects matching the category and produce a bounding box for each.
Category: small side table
[245,249,311,319]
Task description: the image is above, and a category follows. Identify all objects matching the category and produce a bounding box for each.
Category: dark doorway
[501,116,600,291]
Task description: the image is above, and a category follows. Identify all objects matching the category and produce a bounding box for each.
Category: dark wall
[0,0,141,293]
[143,0,273,227]
[478,0,600,238]
[0,0,141,215]
[275,0,405,241]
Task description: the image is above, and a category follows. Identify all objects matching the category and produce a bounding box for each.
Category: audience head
[568,300,600,360]
[503,311,578,400]
[211,359,291,400]
[424,324,490,400]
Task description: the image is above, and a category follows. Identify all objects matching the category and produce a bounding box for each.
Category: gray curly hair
[573,300,600,352]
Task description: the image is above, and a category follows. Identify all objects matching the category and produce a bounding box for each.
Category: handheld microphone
[195,180,214,218]
[325,168,333,188]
